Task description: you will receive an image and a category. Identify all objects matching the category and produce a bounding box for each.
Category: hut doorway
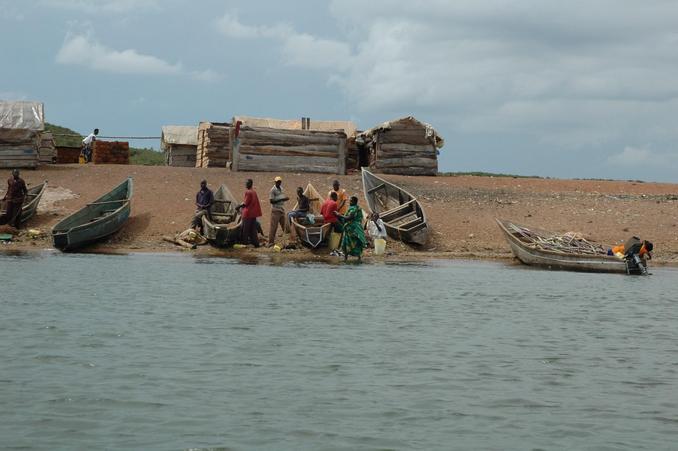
[358,143,370,168]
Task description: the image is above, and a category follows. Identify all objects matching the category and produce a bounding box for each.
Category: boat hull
[291,183,331,248]
[201,184,242,248]
[0,181,47,224]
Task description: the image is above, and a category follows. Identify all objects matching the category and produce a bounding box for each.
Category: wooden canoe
[291,183,332,248]
[361,168,429,245]
[202,184,242,247]
[496,219,647,275]
[0,181,47,224]
[52,178,133,251]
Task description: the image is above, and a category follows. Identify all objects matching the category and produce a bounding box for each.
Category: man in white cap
[268,176,288,246]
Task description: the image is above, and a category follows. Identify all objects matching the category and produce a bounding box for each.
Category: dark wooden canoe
[51,178,133,251]
[496,219,647,275]
[0,181,47,224]
[291,183,332,248]
[361,168,429,245]
[202,184,242,247]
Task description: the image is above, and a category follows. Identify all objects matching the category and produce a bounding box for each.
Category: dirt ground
[2,164,678,264]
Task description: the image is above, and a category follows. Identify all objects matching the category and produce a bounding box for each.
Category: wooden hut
[357,116,444,176]
[161,125,198,167]
[38,131,56,164]
[230,116,355,174]
[0,100,44,169]
[196,122,230,168]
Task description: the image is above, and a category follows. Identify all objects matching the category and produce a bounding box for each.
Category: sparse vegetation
[439,171,542,179]
[130,147,165,166]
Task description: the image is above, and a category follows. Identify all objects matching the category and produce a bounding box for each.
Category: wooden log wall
[55,145,81,164]
[232,126,347,175]
[93,141,129,165]
[0,135,39,169]
[166,144,197,167]
[196,122,230,168]
[38,132,56,164]
[371,125,438,176]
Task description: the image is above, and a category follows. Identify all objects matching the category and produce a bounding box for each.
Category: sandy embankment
[3,164,678,264]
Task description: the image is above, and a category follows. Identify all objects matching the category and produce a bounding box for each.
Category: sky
[2,0,678,182]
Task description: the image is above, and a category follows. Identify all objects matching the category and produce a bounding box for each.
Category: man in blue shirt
[191,180,214,234]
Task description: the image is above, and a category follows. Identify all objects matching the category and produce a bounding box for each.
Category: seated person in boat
[191,180,214,234]
[0,169,28,229]
[608,237,653,260]
[320,191,342,233]
[366,212,387,244]
[287,187,310,226]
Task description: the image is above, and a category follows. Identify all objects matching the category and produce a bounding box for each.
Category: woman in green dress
[336,196,367,261]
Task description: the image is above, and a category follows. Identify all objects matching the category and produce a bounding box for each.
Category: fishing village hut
[230,116,356,174]
[161,125,198,167]
[0,100,44,169]
[357,116,444,176]
[196,122,231,168]
[38,131,56,164]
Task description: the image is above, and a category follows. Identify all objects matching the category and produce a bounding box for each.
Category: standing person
[366,212,387,243]
[329,180,349,215]
[287,187,310,240]
[0,169,28,228]
[320,191,341,233]
[81,128,99,163]
[236,178,262,247]
[336,196,367,262]
[191,179,214,234]
[268,176,288,247]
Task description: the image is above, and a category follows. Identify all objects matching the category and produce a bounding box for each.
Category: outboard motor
[624,236,648,275]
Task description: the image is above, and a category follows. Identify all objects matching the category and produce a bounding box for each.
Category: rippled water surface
[1,252,677,450]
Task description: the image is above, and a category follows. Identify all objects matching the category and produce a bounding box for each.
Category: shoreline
[2,164,678,265]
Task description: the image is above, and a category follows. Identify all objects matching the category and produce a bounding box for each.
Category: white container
[374,238,386,255]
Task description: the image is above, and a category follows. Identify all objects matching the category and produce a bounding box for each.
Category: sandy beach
[2,164,678,264]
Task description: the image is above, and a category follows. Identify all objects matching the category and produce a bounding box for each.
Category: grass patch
[439,171,542,179]
[45,122,83,147]
[130,147,165,166]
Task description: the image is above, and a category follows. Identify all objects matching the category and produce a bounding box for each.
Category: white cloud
[56,32,219,81]
[607,146,678,169]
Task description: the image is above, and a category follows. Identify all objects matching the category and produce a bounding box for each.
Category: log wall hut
[357,116,444,176]
[0,100,44,169]
[38,131,56,164]
[161,125,198,167]
[196,122,230,168]
[230,116,355,174]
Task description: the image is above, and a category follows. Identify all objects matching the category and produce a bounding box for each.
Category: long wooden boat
[496,219,647,275]
[201,184,242,247]
[361,168,429,245]
[0,181,47,224]
[52,178,133,251]
[291,183,332,248]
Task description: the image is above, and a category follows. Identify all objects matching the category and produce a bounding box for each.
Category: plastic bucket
[328,231,341,250]
[374,238,386,255]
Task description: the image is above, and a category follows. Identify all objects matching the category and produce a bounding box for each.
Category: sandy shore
[2,164,678,264]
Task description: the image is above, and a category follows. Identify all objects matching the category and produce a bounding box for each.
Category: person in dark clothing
[0,169,28,228]
[236,178,262,247]
[191,180,214,233]
[287,186,310,240]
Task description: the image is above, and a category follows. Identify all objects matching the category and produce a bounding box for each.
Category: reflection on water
[1,253,676,450]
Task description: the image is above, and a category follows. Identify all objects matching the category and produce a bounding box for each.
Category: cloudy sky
[2,0,678,181]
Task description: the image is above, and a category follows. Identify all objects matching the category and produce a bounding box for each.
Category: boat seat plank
[367,183,386,194]
[380,199,416,220]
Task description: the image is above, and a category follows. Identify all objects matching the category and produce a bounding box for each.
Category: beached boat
[201,184,242,247]
[291,183,332,248]
[496,219,647,275]
[0,181,47,224]
[361,168,429,245]
[52,178,133,251]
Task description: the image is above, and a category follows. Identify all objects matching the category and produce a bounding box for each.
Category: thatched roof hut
[357,116,444,176]
[161,125,198,167]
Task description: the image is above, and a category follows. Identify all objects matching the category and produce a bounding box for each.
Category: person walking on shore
[329,180,348,215]
[336,196,367,262]
[191,179,214,234]
[81,128,99,163]
[0,169,28,228]
[268,176,288,247]
[236,178,262,247]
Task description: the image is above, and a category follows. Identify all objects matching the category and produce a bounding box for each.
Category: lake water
[1,252,677,450]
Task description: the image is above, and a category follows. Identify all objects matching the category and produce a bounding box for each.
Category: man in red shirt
[0,169,28,228]
[236,178,262,247]
[320,191,342,233]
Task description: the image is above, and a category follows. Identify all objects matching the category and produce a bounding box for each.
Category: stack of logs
[196,122,230,168]
[358,117,443,176]
[55,146,82,164]
[92,141,129,165]
[232,126,347,174]
[0,139,38,169]
[38,132,56,164]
